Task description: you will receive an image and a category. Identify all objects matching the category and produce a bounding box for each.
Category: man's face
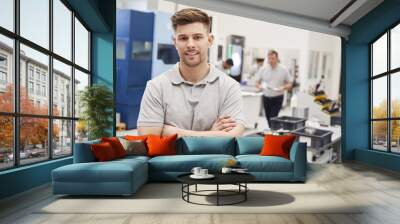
[268,54,278,67]
[173,22,213,68]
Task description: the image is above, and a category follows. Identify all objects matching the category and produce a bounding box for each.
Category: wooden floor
[1,162,400,224]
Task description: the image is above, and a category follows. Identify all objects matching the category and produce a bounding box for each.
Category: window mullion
[49,0,53,160]
[71,10,76,155]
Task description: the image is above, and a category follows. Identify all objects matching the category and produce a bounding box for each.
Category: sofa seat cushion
[53,159,147,183]
[149,154,235,172]
[236,155,293,172]
[177,137,236,155]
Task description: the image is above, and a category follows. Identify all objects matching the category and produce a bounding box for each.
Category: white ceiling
[225,0,353,23]
[167,0,384,37]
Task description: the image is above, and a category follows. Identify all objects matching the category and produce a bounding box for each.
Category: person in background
[255,50,293,126]
[137,8,245,137]
[215,58,234,75]
[249,58,264,79]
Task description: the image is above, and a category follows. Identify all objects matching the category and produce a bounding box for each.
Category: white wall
[156,0,342,100]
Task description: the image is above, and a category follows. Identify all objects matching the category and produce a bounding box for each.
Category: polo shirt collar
[170,63,219,85]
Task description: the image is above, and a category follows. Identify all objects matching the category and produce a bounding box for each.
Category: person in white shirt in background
[255,50,293,126]
[215,58,234,75]
[247,58,264,85]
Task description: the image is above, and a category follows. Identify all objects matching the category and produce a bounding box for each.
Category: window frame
[0,0,92,171]
[370,21,400,154]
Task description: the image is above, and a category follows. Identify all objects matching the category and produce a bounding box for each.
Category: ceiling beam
[166,0,351,38]
[330,0,368,27]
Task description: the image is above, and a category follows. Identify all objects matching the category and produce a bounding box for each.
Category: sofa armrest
[73,140,100,163]
[289,141,307,181]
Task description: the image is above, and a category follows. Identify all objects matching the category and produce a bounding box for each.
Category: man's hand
[211,116,237,132]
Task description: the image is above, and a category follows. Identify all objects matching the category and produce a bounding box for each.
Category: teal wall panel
[344,0,400,171]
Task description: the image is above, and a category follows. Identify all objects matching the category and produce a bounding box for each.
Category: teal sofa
[52,136,307,196]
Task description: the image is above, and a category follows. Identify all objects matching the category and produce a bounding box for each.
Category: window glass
[391,24,400,70]
[116,39,126,60]
[53,119,72,158]
[53,59,72,117]
[0,0,14,31]
[391,72,400,118]
[0,116,13,170]
[0,35,14,113]
[53,0,72,60]
[74,69,89,118]
[75,120,88,143]
[20,0,49,49]
[74,18,89,69]
[20,44,49,115]
[391,120,400,153]
[372,121,388,151]
[372,33,387,76]
[20,117,49,165]
[131,41,152,60]
[372,77,387,119]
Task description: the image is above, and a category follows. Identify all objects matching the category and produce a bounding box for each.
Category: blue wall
[0,0,115,200]
[344,0,400,171]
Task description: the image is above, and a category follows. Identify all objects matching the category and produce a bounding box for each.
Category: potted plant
[79,84,114,140]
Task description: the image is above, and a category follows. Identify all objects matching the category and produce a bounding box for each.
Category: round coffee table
[177,173,255,206]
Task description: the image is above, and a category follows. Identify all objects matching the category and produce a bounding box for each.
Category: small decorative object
[226,159,238,168]
[221,167,232,173]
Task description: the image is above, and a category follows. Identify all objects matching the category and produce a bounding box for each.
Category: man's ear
[208,33,214,47]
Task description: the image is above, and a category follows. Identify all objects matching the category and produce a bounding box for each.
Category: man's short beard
[182,55,205,67]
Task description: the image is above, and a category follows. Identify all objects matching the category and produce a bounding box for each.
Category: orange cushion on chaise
[259,134,296,159]
[91,142,118,161]
[101,137,127,158]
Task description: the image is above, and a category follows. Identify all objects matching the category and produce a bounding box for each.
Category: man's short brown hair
[268,50,279,57]
[171,8,211,32]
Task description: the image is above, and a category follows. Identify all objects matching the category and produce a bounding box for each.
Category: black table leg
[195,184,197,192]
[245,183,247,201]
[217,184,219,206]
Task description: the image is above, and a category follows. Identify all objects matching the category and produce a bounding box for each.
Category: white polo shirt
[137,63,246,131]
[255,64,292,97]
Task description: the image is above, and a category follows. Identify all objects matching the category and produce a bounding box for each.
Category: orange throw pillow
[146,134,178,157]
[124,135,148,141]
[260,134,296,159]
[101,137,127,158]
[91,142,117,161]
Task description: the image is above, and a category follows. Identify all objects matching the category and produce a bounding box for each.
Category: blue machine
[116,10,178,129]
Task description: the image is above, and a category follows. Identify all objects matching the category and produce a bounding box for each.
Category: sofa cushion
[73,140,100,163]
[101,137,127,158]
[260,134,296,159]
[148,154,235,172]
[147,134,178,157]
[177,137,236,155]
[53,158,147,183]
[119,138,147,156]
[236,155,293,172]
[236,137,263,155]
[91,142,118,161]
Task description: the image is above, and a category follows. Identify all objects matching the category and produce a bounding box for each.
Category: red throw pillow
[101,137,127,158]
[260,134,296,159]
[124,135,148,141]
[146,134,178,157]
[91,142,117,161]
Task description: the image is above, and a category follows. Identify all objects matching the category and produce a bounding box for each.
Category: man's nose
[187,37,195,47]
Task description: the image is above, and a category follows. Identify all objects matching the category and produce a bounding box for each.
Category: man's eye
[179,37,188,41]
[194,36,202,40]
